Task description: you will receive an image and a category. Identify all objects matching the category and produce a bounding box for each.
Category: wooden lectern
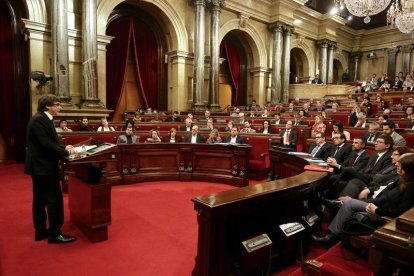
[65,143,119,242]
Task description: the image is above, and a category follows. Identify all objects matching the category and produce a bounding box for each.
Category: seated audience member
[302,102,311,113]
[360,98,372,117]
[150,113,162,123]
[234,112,245,124]
[313,153,414,245]
[279,121,297,150]
[324,134,393,202]
[331,120,350,141]
[144,107,153,114]
[357,147,412,200]
[230,107,241,117]
[55,119,72,132]
[261,107,269,117]
[240,121,256,133]
[78,117,93,131]
[311,115,326,138]
[362,81,375,92]
[223,127,245,144]
[206,129,222,144]
[377,115,387,127]
[391,76,403,89]
[122,119,134,131]
[146,129,162,143]
[314,101,325,112]
[311,74,323,84]
[298,109,307,119]
[186,112,197,123]
[354,112,368,128]
[293,113,306,126]
[405,106,414,119]
[327,133,352,166]
[364,123,381,143]
[97,118,115,131]
[405,96,414,109]
[284,102,295,113]
[271,113,285,125]
[199,110,214,122]
[382,121,406,147]
[133,112,142,123]
[165,111,181,122]
[117,126,139,144]
[379,79,390,90]
[261,120,274,134]
[406,115,414,130]
[180,118,192,132]
[222,120,234,132]
[308,133,331,160]
[249,99,260,111]
[200,118,214,131]
[350,106,362,126]
[164,128,180,143]
[325,137,370,190]
[398,71,405,81]
[375,95,386,111]
[248,110,256,117]
[403,75,414,90]
[184,125,204,143]
[378,73,388,86]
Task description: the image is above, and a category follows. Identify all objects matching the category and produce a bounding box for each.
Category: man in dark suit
[180,118,192,132]
[270,113,285,125]
[279,121,297,150]
[330,134,393,201]
[308,133,331,160]
[223,127,245,144]
[78,117,93,131]
[327,133,352,165]
[391,76,403,89]
[165,111,181,122]
[184,125,204,143]
[364,123,380,142]
[311,74,323,84]
[25,94,76,243]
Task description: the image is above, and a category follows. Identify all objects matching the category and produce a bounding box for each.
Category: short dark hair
[382,121,396,129]
[399,154,414,181]
[332,120,344,132]
[378,134,394,149]
[37,94,60,112]
[355,136,367,148]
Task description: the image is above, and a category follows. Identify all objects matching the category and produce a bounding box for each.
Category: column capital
[268,21,284,33]
[316,39,335,48]
[402,44,414,54]
[386,47,400,55]
[350,52,362,59]
[191,0,207,7]
[283,25,294,35]
[207,0,226,10]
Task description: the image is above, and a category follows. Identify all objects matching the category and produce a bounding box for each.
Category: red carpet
[0,163,235,275]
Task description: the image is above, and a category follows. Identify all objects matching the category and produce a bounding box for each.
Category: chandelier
[335,0,392,23]
[387,0,414,34]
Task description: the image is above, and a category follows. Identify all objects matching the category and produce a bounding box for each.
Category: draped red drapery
[221,40,241,106]
[106,17,158,118]
[0,4,14,155]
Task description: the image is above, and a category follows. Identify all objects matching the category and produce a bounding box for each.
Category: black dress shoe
[34,231,49,242]
[321,197,343,209]
[48,233,77,244]
[311,232,338,245]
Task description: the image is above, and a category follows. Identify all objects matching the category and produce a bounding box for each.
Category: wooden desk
[192,150,328,275]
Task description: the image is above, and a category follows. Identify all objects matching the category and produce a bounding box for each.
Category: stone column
[317,40,328,84]
[81,0,103,107]
[268,22,284,103]
[282,25,294,103]
[402,45,413,75]
[387,48,399,80]
[51,0,71,105]
[350,52,362,82]
[208,0,225,111]
[192,0,207,111]
[327,42,336,84]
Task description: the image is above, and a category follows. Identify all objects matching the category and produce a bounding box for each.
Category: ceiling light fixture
[387,0,414,35]
[335,0,392,23]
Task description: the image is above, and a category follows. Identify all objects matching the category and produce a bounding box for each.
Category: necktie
[310,145,320,157]
[350,154,359,167]
[368,135,374,142]
[284,130,290,145]
[333,146,340,157]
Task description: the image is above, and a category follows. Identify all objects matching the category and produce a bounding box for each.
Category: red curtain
[106,16,159,117]
[0,3,14,154]
[222,41,241,106]
[106,17,132,118]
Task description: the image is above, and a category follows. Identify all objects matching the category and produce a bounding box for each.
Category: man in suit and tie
[327,133,352,166]
[364,123,380,143]
[279,121,297,150]
[234,112,245,124]
[308,133,331,161]
[326,134,393,202]
[224,127,245,144]
[184,125,205,143]
[180,118,193,132]
[25,94,77,243]
[382,121,406,147]
[270,113,285,125]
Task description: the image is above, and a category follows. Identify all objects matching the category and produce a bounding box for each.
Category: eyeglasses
[375,140,385,144]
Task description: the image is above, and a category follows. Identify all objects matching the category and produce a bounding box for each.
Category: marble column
[268,22,284,103]
[81,0,103,107]
[51,0,71,105]
[208,0,225,111]
[192,0,207,111]
[402,45,413,75]
[387,48,399,80]
[350,52,362,82]
[317,40,328,84]
[327,42,336,84]
[282,25,294,103]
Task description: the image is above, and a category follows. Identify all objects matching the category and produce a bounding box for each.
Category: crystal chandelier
[387,0,414,34]
[335,0,392,23]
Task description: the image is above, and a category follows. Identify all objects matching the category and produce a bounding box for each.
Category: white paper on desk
[73,145,97,153]
[305,158,325,163]
[288,152,311,156]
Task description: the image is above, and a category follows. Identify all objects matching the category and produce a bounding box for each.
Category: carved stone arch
[25,0,47,23]
[334,51,348,71]
[291,38,315,78]
[97,0,187,51]
[220,19,267,68]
